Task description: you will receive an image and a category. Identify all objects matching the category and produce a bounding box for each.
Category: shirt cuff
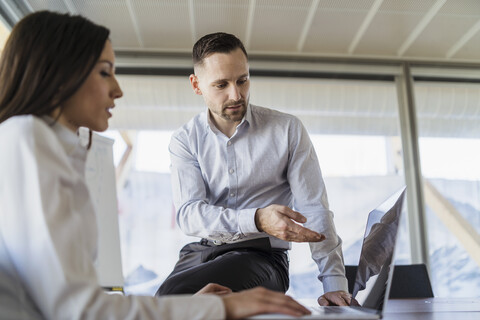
[237,208,260,235]
[321,275,349,294]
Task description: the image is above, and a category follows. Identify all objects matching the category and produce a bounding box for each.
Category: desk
[383,298,480,320]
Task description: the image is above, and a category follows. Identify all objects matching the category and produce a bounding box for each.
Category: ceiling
[1,0,480,64]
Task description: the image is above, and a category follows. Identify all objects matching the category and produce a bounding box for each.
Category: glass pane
[109,130,198,296]
[111,78,409,299]
[252,78,408,299]
[415,81,480,298]
[287,134,408,298]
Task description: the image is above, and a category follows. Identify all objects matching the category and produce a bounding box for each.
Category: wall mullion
[395,63,430,270]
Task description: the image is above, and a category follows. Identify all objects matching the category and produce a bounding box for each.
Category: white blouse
[0,115,224,320]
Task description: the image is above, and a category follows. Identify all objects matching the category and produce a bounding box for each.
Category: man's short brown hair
[192,32,248,67]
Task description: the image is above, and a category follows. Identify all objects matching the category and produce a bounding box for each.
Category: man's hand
[194,283,232,296]
[317,290,352,306]
[255,204,325,242]
[222,287,311,319]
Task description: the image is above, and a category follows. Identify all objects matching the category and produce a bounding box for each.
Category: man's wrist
[254,208,263,232]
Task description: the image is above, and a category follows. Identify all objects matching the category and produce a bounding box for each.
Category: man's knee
[156,249,289,295]
[155,274,203,296]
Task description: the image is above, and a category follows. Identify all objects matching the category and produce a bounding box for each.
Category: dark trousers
[155,237,289,295]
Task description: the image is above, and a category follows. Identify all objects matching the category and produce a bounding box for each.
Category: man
[156,32,351,306]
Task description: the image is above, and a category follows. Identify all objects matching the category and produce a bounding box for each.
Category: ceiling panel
[72,0,140,48]
[354,13,422,56]
[315,0,376,11]
[193,0,250,43]
[26,0,69,12]
[249,0,311,52]
[439,0,480,15]
[454,29,480,60]
[379,0,438,12]
[355,0,438,56]
[405,14,478,58]
[303,10,367,53]
[131,0,192,49]
[405,0,480,58]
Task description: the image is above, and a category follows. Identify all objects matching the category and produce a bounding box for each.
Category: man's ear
[189,74,202,95]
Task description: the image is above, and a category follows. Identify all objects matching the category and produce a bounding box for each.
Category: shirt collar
[244,103,253,128]
[204,104,252,134]
[41,116,89,157]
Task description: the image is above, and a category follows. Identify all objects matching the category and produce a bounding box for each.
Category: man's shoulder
[250,104,301,125]
[173,111,206,137]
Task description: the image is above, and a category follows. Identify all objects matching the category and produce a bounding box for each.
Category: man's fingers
[318,291,352,307]
[278,207,325,242]
[318,295,329,306]
[256,205,326,242]
[331,293,350,306]
[279,207,307,223]
[286,224,325,242]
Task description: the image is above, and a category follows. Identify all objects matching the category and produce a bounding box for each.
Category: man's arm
[283,118,349,303]
[169,130,259,242]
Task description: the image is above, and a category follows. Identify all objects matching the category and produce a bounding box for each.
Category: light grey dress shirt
[169,104,348,293]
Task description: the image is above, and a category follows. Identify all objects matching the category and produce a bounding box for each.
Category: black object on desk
[345,264,434,298]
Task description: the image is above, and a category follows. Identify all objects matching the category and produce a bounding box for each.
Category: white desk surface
[286,297,480,320]
[383,298,480,320]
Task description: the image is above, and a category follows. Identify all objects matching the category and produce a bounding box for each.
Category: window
[414,81,480,297]
[106,72,480,299]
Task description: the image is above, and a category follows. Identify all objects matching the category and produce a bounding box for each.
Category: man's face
[190,48,250,126]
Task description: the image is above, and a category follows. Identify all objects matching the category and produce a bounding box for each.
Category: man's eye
[216,84,226,89]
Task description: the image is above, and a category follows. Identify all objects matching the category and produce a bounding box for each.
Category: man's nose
[229,85,241,101]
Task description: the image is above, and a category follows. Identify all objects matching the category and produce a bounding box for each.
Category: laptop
[249,187,407,319]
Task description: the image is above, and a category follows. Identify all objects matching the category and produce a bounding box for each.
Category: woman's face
[54,40,123,132]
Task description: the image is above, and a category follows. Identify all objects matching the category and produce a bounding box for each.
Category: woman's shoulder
[0,115,59,150]
[0,115,78,179]
[1,114,52,134]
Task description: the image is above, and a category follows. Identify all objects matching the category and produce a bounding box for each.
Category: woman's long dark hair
[0,10,110,123]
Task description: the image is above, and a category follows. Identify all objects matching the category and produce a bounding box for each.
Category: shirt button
[227,141,232,146]
[230,193,235,197]
[229,169,234,174]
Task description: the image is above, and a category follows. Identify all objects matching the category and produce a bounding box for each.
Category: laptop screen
[351,188,406,311]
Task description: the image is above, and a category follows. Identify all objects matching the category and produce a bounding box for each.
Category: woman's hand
[194,283,232,296]
[222,287,311,319]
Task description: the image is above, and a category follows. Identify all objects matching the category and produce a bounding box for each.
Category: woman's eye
[101,71,111,77]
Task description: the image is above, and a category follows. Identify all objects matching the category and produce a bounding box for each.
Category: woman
[0,11,309,319]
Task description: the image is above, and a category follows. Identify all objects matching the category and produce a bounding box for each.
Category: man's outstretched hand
[255,204,325,242]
